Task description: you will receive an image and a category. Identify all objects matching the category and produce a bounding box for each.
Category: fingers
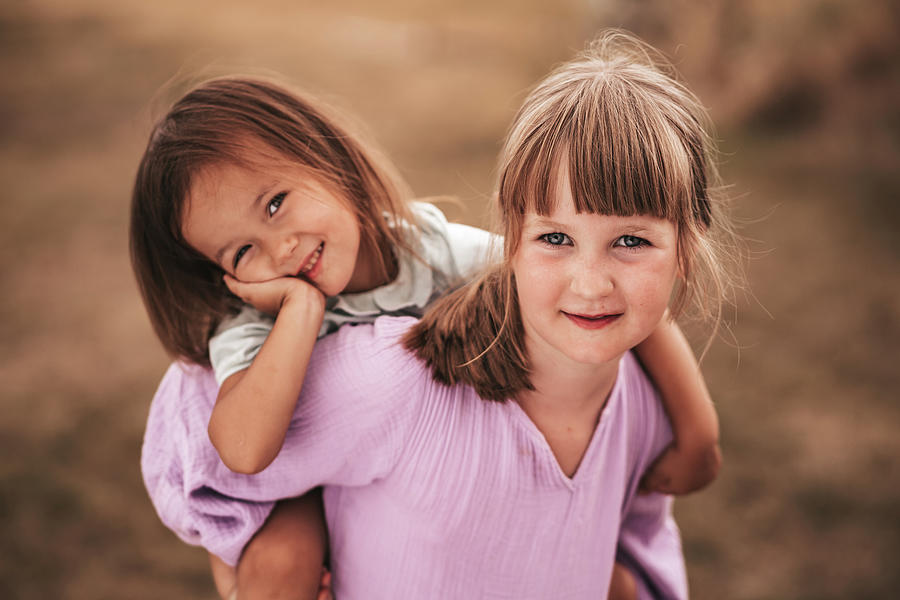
[316,569,333,600]
[222,274,250,299]
[221,274,325,317]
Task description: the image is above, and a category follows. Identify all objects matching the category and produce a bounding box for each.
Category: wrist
[280,285,326,319]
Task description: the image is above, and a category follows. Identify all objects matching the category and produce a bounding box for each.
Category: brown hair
[405,30,742,401]
[130,76,417,365]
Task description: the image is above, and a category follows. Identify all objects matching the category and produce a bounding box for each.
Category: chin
[563,347,626,367]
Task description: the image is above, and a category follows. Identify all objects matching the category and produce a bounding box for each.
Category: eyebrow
[524,216,567,229]
[525,214,662,235]
[212,184,273,268]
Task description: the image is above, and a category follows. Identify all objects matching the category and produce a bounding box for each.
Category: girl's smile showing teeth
[297,242,324,280]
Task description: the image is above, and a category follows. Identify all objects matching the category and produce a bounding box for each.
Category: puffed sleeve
[207,306,274,385]
[140,317,426,566]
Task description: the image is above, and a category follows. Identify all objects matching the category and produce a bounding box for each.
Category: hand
[224,274,326,317]
[639,441,722,495]
[316,568,333,600]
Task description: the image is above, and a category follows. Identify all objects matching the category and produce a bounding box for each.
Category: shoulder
[147,362,218,422]
[617,352,659,404]
[283,317,436,475]
[305,316,429,394]
[407,201,499,278]
[408,200,450,233]
[314,314,416,354]
[614,352,673,457]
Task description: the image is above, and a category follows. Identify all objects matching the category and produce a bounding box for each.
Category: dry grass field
[1,0,898,598]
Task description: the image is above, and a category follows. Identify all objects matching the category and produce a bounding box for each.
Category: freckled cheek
[629,266,678,315]
[514,255,563,317]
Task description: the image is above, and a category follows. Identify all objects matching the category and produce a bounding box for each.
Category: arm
[140,319,422,567]
[615,353,689,600]
[633,312,721,494]
[208,275,325,475]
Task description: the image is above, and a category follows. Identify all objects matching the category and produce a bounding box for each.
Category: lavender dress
[142,317,688,599]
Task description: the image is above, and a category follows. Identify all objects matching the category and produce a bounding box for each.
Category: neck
[518,355,621,420]
[344,235,398,294]
[515,350,623,478]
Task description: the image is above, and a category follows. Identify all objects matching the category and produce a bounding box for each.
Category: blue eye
[615,235,648,249]
[233,245,250,270]
[540,232,571,246]
[267,192,286,217]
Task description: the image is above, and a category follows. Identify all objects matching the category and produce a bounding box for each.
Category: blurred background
[1,0,898,598]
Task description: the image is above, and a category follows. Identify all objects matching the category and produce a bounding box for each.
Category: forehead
[189,160,264,204]
[179,161,266,258]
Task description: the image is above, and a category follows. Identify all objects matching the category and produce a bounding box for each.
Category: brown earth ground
[1,1,898,598]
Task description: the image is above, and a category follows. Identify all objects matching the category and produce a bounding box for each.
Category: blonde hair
[406,30,741,401]
[131,76,417,365]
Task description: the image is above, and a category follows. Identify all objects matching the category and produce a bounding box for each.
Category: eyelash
[537,233,651,250]
[232,192,288,270]
[614,235,650,250]
[233,245,250,270]
[538,232,572,247]
[267,192,286,217]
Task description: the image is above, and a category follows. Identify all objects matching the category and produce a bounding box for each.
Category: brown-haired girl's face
[511,168,679,370]
[181,158,369,297]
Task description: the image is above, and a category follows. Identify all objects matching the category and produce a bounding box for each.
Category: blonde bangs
[407,30,744,400]
[499,52,712,253]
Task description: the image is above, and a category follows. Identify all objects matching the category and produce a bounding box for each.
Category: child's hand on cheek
[224,274,326,318]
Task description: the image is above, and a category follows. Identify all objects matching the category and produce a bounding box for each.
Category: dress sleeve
[141,317,425,566]
[615,353,689,599]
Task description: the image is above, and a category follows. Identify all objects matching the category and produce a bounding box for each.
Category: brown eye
[267,192,286,217]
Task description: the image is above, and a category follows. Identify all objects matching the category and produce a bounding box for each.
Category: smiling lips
[297,242,324,280]
[563,311,622,330]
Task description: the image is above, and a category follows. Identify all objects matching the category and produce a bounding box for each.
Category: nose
[568,254,614,299]
[266,233,299,269]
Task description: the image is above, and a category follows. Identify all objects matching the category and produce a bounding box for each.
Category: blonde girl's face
[511,171,680,371]
[181,157,370,297]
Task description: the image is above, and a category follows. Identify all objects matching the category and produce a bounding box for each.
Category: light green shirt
[208,202,498,384]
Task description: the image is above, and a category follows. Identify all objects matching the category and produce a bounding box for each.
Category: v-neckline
[507,360,624,489]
